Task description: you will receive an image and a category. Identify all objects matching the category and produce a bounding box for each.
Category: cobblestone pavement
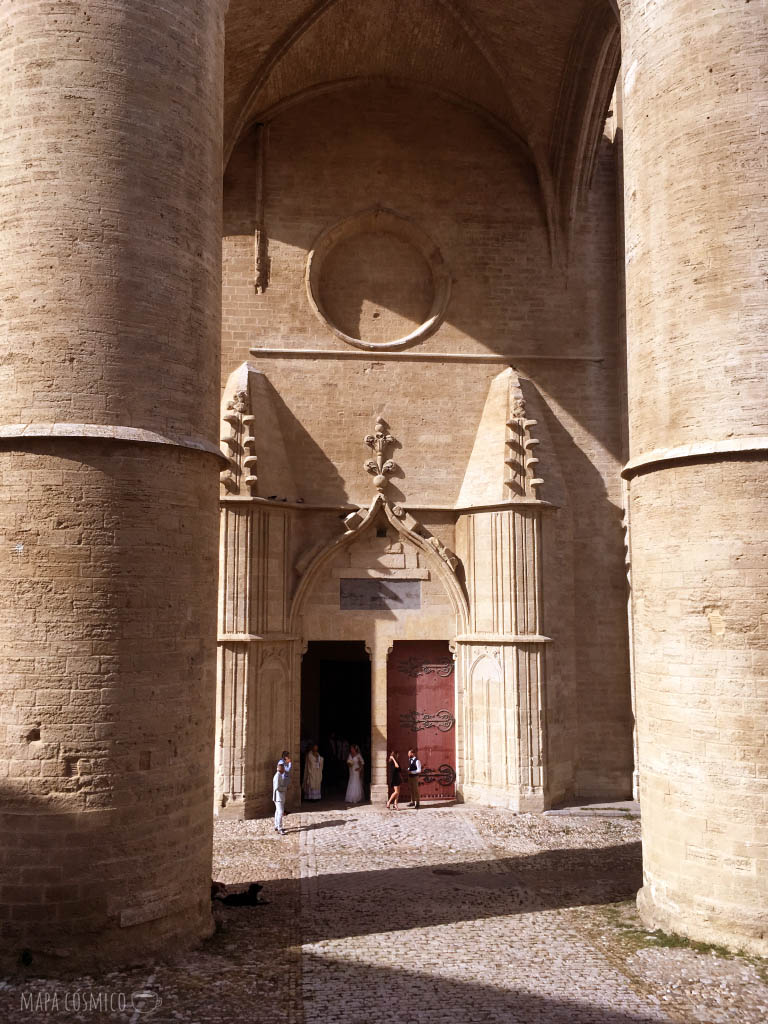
[1,803,766,1023]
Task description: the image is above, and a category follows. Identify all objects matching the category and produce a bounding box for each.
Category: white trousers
[274,793,285,831]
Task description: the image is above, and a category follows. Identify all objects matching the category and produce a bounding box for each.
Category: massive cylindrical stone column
[0,1,225,967]
[619,0,767,954]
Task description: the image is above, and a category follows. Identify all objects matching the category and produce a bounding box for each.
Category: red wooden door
[387,640,456,801]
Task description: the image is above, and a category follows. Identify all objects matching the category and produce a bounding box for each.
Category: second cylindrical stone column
[619,0,768,955]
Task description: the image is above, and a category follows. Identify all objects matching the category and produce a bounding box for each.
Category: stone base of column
[217,794,301,820]
[459,783,548,813]
[637,885,768,959]
[0,443,219,972]
[370,783,389,805]
[0,807,216,974]
[216,797,251,820]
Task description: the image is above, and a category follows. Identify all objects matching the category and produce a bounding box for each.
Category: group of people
[300,741,366,804]
[271,745,423,831]
[271,743,368,834]
[386,749,422,810]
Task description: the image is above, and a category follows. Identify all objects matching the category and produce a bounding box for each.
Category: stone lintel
[250,346,604,363]
[218,633,300,643]
[454,633,552,644]
[218,497,559,513]
[220,495,360,511]
[332,568,430,580]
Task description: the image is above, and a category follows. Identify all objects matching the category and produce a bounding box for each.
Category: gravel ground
[1,803,765,1023]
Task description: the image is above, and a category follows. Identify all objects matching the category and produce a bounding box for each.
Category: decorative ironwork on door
[399,709,455,733]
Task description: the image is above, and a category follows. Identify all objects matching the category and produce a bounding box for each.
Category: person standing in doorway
[303,743,324,801]
[345,744,365,804]
[273,761,289,835]
[407,749,422,808]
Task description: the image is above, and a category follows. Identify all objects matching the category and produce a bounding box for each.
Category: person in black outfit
[386,751,402,810]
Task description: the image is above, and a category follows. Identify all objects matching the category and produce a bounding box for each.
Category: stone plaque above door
[339,578,422,610]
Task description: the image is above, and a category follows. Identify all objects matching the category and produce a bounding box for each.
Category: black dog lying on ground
[211,881,268,906]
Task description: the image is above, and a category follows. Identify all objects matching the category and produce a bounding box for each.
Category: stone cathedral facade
[0,0,765,973]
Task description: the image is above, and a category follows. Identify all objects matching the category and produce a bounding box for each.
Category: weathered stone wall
[0,0,225,968]
[620,0,768,955]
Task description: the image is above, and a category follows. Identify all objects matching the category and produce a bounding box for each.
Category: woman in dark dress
[386,751,402,810]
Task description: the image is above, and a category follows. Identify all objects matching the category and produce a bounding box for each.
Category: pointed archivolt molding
[549,0,620,260]
[289,492,469,634]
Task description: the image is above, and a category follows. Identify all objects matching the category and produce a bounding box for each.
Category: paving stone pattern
[1,805,766,1023]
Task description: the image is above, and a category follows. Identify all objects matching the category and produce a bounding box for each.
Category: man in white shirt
[273,762,289,835]
[407,749,422,809]
[277,750,292,819]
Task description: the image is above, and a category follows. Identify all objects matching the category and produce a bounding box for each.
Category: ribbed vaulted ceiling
[224,0,620,252]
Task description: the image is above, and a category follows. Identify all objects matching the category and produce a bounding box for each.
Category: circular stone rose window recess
[306,207,451,351]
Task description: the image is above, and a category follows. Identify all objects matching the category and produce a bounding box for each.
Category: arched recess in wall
[289,495,470,636]
[465,652,504,789]
[229,74,556,292]
[259,653,288,715]
[252,647,294,782]
[252,76,533,166]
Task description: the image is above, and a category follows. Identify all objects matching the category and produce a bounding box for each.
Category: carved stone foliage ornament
[220,387,257,495]
[505,377,543,499]
[356,417,459,572]
[364,417,398,492]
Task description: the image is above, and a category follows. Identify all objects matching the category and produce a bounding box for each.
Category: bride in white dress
[345,744,365,804]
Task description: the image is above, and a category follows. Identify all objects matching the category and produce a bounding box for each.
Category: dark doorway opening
[301,641,371,802]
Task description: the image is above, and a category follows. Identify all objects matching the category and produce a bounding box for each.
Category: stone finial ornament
[364,417,397,492]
